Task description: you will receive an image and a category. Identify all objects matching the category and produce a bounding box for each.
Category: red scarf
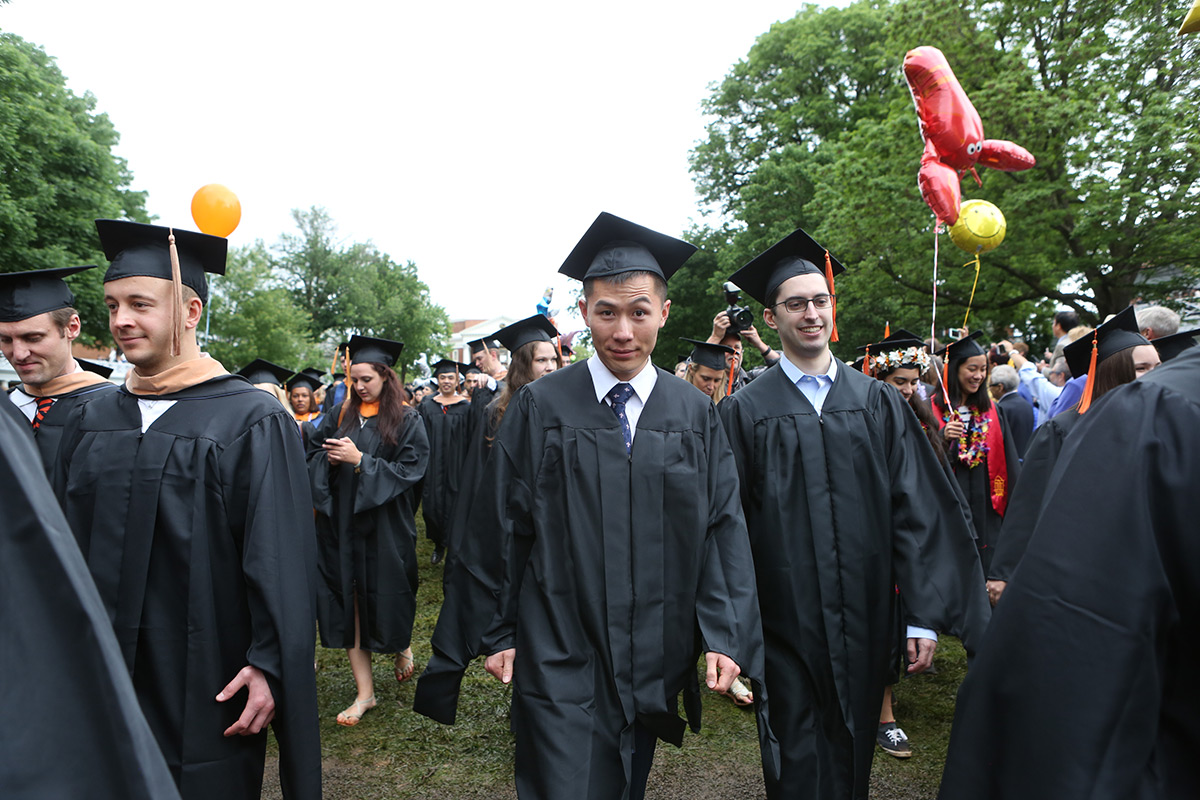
[933,401,1009,517]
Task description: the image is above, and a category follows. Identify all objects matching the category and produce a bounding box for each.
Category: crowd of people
[1,212,1196,800]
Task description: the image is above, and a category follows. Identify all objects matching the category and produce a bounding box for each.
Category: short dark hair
[582,270,667,302]
[766,273,831,309]
[1054,310,1080,331]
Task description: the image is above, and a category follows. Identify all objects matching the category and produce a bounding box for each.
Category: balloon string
[931,223,939,344]
[961,255,982,330]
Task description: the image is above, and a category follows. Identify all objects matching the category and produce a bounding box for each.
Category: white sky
[1,0,821,327]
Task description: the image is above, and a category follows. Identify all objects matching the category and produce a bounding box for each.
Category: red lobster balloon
[903,46,1036,225]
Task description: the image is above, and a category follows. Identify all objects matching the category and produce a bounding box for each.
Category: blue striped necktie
[606,383,635,453]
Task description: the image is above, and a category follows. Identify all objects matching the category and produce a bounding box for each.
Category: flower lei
[945,406,989,468]
[870,346,931,373]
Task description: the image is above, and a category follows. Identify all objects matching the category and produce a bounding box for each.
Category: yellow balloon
[949,199,1006,254]
[1181,0,1200,35]
[191,184,242,237]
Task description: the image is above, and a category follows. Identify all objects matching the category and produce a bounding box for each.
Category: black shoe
[431,546,445,565]
[877,722,912,758]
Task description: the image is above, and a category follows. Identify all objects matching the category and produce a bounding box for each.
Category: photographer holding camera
[707,282,780,394]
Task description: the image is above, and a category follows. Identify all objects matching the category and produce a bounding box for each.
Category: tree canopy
[0,31,149,344]
[690,0,1199,357]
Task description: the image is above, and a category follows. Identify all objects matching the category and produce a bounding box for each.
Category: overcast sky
[2,0,827,327]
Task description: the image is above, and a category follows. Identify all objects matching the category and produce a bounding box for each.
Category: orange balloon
[191,184,241,237]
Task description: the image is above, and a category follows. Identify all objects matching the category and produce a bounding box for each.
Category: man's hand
[906,638,937,674]
[708,311,732,344]
[986,580,1007,607]
[217,665,276,736]
[485,648,516,684]
[704,652,741,694]
[323,436,362,466]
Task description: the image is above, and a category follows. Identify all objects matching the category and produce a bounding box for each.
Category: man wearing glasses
[718,228,989,800]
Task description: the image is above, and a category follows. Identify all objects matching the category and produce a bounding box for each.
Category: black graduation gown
[719,361,990,800]
[996,391,1035,457]
[9,378,117,474]
[416,361,769,800]
[418,396,472,547]
[938,349,1200,799]
[936,400,1022,576]
[54,375,321,800]
[0,410,181,800]
[986,408,1080,582]
[307,405,429,652]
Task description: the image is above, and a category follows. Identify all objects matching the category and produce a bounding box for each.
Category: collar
[587,354,657,404]
[778,352,837,386]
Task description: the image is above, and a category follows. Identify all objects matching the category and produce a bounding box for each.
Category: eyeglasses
[774,294,836,313]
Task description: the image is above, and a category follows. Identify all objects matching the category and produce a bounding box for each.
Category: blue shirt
[778,353,837,415]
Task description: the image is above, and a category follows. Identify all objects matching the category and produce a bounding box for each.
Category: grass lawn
[266,527,964,799]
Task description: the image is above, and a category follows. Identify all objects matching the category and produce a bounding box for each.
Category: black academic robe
[54,375,321,800]
[415,361,768,800]
[719,361,990,800]
[443,383,500,559]
[935,400,1022,576]
[986,409,1080,582]
[8,379,117,474]
[307,405,429,652]
[418,396,472,547]
[939,349,1200,799]
[0,410,181,800]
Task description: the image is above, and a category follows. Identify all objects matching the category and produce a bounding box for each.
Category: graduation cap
[727,227,846,341]
[935,330,986,362]
[77,358,114,380]
[0,266,95,323]
[285,370,323,393]
[349,335,404,368]
[430,358,471,376]
[237,358,292,386]
[468,337,501,355]
[558,212,697,283]
[464,364,482,376]
[1064,306,1149,413]
[558,336,574,357]
[856,328,930,375]
[1151,327,1200,362]
[95,220,227,303]
[491,314,559,353]
[679,338,734,371]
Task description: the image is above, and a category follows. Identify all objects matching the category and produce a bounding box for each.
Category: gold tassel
[862,345,872,376]
[167,229,184,357]
[1077,332,1100,413]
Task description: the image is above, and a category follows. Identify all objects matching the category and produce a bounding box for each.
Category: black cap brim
[96,220,227,303]
[492,314,560,353]
[285,372,323,392]
[0,266,94,322]
[349,335,404,368]
[728,228,845,307]
[1064,306,1149,377]
[559,212,697,283]
[936,330,986,362]
[236,358,294,386]
[1152,327,1200,362]
[680,337,734,371]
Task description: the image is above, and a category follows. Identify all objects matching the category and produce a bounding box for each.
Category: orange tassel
[862,345,872,376]
[1077,332,1099,413]
[884,321,891,338]
[727,363,735,397]
[825,250,838,343]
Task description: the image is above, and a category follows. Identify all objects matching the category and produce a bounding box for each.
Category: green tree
[273,207,450,374]
[202,242,322,372]
[0,32,149,343]
[690,0,1200,357]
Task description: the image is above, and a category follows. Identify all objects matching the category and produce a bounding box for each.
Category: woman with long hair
[415,315,561,719]
[307,335,429,726]
[987,307,1159,604]
[931,331,1022,576]
[418,359,473,565]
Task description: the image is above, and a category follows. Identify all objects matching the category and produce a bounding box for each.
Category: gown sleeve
[939,378,1200,799]
[219,411,322,800]
[351,414,429,514]
[880,389,992,655]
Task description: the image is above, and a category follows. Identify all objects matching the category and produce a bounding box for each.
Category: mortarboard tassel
[862,346,872,376]
[167,229,184,357]
[1077,332,1100,414]
[884,321,891,338]
[825,250,839,343]
[941,356,952,407]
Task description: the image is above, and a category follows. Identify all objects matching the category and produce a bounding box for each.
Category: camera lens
[733,308,754,329]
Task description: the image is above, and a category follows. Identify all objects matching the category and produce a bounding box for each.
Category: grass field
[265,530,964,800]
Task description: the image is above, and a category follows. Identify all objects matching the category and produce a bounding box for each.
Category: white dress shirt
[587,354,657,443]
